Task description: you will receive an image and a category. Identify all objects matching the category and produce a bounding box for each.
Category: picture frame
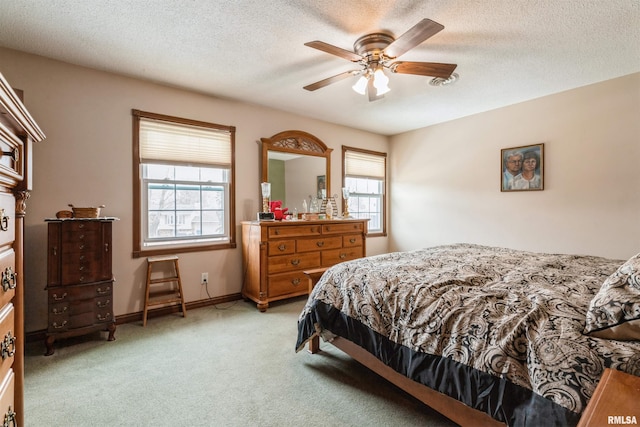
[501,143,544,192]
[317,175,326,199]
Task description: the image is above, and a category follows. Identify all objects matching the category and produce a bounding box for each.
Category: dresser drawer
[0,194,15,247]
[343,234,363,248]
[0,250,15,309]
[321,222,364,235]
[297,236,342,253]
[321,247,364,266]
[267,239,295,256]
[267,252,320,274]
[268,224,321,238]
[0,304,15,382]
[48,281,113,303]
[0,369,14,426]
[267,271,309,298]
[61,220,101,237]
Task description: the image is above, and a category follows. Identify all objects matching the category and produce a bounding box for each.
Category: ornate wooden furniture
[0,72,46,426]
[242,219,367,311]
[45,218,117,356]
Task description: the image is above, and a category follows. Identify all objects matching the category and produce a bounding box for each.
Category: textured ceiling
[0,0,638,135]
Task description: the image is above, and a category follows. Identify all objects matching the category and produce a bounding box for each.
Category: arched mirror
[261,130,332,213]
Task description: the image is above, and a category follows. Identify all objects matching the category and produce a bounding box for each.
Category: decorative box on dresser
[242,219,368,311]
[44,218,117,356]
[0,72,46,426]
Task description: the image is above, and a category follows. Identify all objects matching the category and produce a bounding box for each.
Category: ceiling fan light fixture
[373,67,390,95]
[352,75,368,95]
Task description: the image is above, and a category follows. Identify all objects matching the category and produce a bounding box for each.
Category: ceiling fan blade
[390,61,457,78]
[304,41,362,62]
[303,71,358,91]
[383,19,445,59]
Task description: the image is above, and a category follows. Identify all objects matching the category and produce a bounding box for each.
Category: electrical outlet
[201,272,208,285]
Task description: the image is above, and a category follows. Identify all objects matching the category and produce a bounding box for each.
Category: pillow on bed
[584,252,640,340]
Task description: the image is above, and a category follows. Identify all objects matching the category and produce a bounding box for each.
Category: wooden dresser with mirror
[0,72,46,426]
[242,131,368,311]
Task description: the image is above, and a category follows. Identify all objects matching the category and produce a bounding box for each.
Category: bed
[295,243,640,426]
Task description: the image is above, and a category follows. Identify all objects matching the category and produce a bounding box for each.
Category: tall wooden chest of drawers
[0,72,46,426]
[45,218,117,356]
[241,219,367,311]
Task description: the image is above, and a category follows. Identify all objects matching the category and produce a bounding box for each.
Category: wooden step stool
[143,255,187,326]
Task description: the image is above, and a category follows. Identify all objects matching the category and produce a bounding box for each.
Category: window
[342,146,387,236]
[133,110,236,257]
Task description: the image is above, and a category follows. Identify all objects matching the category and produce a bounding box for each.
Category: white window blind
[344,150,385,179]
[139,118,232,167]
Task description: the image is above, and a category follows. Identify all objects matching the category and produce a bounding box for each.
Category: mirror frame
[261,130,332,200]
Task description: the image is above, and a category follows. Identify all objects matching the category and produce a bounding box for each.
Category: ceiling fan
[303,18,457,101]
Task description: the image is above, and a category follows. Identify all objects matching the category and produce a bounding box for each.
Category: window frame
[132,109,236,258]
[342,145,387,237]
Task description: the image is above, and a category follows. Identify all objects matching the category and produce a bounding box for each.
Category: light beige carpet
[24,297,457,426]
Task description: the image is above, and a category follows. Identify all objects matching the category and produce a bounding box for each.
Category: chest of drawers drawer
[0,251,15,310]
[0,369,14,427]
[268,239,295,255]
[0,304,15,383]
[268,271,309,298]
[268,252,321,274]
[0,194,15,248]
[296,236,342,253]
[343,234,363,248]
[321,246,364,266]
[268,224,321,238]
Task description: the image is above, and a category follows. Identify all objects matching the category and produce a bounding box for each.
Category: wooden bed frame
[308,334,504,427]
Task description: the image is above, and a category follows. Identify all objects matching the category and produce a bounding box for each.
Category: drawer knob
[292,278,301,286]
[2,405,16,427]
[339,253,347,259]
[97,286,111,295]
[291,259,300,266]
[278,244,286,251]
[316,241,324,247]
[0,209,9,232]
[274,229,280,235]
[349,238,356,243]
[52,292,68,301]
[97,313,111,321]
[1,267,17,291]
[52,306,68,315]
[1,331,15,359]
[52,320,68,329]
[96,299,111,308]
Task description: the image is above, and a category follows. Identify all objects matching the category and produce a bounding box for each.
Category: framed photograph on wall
[317,175,326,199]
[501,143,544,192]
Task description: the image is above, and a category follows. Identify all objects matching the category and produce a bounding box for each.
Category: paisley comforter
[295,244,640,426]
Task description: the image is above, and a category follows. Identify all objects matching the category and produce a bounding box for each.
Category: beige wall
[390,72,640,260]
[0,47,389,333]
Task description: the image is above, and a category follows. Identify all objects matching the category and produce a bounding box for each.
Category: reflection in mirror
[267,152,326,211]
